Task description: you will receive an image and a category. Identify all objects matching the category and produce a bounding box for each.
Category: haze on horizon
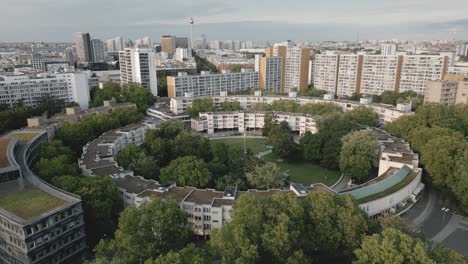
[1,0,468,42]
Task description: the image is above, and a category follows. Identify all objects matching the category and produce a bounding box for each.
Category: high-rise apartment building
[259,56,283,93]
[314,53,449,97]
[74,32,93,62]
[91,39,105,62]
[119,48,158,96]
[0,72,90,109]
[425,77,468,104]
[107,37,124,52]
[380,44,397,55]
[161,35,176,54]
[175,37,189,49]
[282,47,310,93]
[359,55,401,95]
[456,43,468,56]
[308,60,315,85]
[167,70,259,98]
[314,53,340,94]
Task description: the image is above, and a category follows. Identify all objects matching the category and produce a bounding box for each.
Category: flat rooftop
[0,187,66,222]
[0,138,12,168]
[7,132,39,143]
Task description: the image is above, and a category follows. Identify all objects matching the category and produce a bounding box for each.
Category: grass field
[210,137,269,154]
[210,137,341,186]
[9,132,38,142]
[0,188,66,221]
[263,153,341,186]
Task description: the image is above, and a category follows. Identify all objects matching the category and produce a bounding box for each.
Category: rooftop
[184,189,224,205]
[7,132,39,143]
[115,176,162,194]
[139,187,194,202]
[0,187,66,221]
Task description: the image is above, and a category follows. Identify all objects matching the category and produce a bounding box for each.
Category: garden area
[210,137,341,186]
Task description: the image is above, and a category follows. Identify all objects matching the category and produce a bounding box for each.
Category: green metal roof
[343,165,412,200]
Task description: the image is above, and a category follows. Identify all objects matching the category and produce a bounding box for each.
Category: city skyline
[1,0,468,42]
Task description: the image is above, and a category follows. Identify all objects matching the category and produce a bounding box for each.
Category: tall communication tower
[190,17,194,50]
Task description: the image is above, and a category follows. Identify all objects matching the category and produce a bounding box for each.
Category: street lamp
[442,207,450,222]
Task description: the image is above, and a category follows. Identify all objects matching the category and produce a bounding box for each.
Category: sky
[1,0,468,42]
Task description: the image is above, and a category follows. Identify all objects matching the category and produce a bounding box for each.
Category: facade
[175,37,189,49]
[119,48,158,96]
[308,60,315,85]
[380,44,397,55]
[106,37,124,52]
[161,36,176,54]
[191,111,318,135]
[456,43,468,56]
[170,94,412,125]
[314,54,449,97]
[167,71,259,98]
[425,78,468,104]
[447,66,468,77]
[314,53,340,94]
[135,37,153,49]
[336,54,362,97]
[259,56,283,93]
[283,47,310,93]
[0,73,90,109]
[74,32,92,62]
[0,132,86,264]
[91,39,105,62]
[156,62,197,78]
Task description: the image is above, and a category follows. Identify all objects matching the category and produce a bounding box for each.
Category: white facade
[380,44,397,55]
[135,37,153,49]
[261,57,283,93]
[336,54,360,97]
[308,60,315,85]
[168,71,259,98]
[107,37,124,52]
[0,73,90,109]
[119,48,158,96]
[314,54,339,94]
[360,55,400,95]
[283,48,308,92]
[399,55,446,94]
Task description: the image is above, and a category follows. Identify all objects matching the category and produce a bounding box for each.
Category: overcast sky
[1,0,468,42]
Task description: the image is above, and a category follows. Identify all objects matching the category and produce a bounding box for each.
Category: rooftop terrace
[0,138,12,168]
[0,187,66,221]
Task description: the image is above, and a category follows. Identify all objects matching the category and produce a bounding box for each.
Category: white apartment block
[170,94,413,125]
[399,55,446,94]
[337,54,360,97]
[91,39,105,62]
[167,71,259,98]
[447,66,468,77]
[107,37,124,52]
[0,72,90,109]
[359,55,400,96]
[380,44,397,55]
[119,48,158,96]
[282,48,310,93]
[425,79,468,105]
[314,54,339,94]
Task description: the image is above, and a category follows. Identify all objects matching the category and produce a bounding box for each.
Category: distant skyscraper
[175,37,189,49]
[65,46,76,64]
[211,41,221,50]
[91,39,105,62]
[161,35,176,54]
[135,37,153,49]
[233,40,241,50]
[119,48,158,96]
[75,32,93,62]
[107,36,124,52]
[456,43,468,56]
[381,44,397,55]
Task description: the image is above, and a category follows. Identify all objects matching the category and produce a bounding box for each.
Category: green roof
[343,165,412,200]
[0,188,66,221]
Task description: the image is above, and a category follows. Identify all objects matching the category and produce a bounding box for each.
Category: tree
[130,153,160,180]
[53,175,123,248]
[420,136,466,187]
[186,98,215,118]
[262,112,275,136]
[297,102,342,116]
[300,131,322,162]
[145,244,209,264]
[408,126,464,152]
[35,155,80,182]
[430,244,468,264]
[37,140,75,160]
[116,144,144,168]
[95,198,192,262]
[160,156,212,187]
[230,64,243,73]
[90,81,121,107]
[246,162,283,189]
[268,121,297,160]
[340,131,379,183]
[157,77,168,97]
[354,228,435,264]
[380,91,398,105]
[220,101,241,111]
[121,83,154,113]
[173,131,213,161]
[343,106,379,126]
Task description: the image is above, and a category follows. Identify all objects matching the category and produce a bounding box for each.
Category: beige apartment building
[272,46,310,93]
[425,75,468,104]
[161,35,176,54]
[314,53,449,97]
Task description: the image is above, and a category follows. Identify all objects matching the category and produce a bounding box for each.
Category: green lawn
[9,132,38,142]
[0,188,66,221]
[263,153,341,186]
[210,137,269,154]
